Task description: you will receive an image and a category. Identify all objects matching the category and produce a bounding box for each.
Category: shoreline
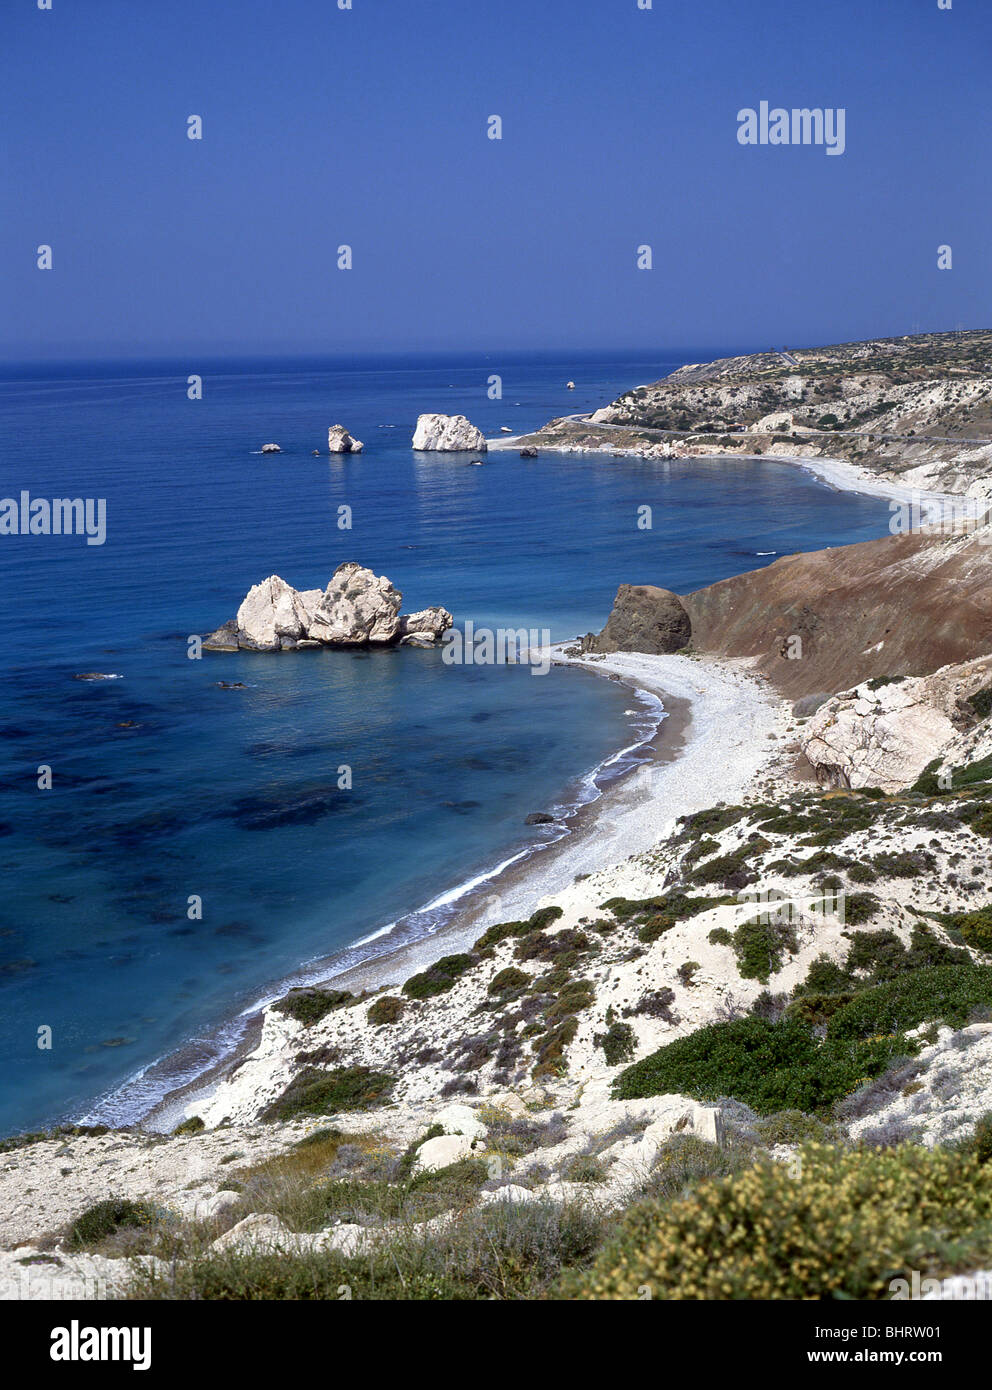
[81,434,945,1137]
[141,647,783,1132]
[487,432,977,517]
[131,656,684,1131]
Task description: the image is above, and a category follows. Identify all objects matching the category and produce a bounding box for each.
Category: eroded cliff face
[682,528,992,700]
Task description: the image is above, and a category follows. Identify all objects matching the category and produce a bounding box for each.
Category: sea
[0,349,894,1135]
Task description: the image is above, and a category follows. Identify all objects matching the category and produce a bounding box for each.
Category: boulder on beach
[203,562,452,653]
[581,584,692,656]
[412,413,487,452]
[327,424,363,453]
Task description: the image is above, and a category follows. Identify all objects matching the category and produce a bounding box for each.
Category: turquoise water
[0,351,892,1133]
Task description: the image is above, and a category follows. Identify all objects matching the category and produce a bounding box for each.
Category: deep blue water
[0,351,893,1134]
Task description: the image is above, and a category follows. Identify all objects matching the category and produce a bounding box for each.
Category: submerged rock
[412,413,487,452]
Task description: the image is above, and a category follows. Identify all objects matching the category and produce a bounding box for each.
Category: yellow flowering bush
[564,1143,992,1300]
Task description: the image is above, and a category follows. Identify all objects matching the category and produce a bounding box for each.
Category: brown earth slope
[680,528,992,699]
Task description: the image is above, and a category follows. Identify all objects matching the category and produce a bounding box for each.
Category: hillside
[512,330,992,497]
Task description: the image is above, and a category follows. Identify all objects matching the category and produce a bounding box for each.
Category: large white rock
[211,1213,292,1253]
[413,1134,482,1173]
[327,424,363,453]
[800,656,992,791]
[412,413,487,452]
[434,1102,486,1140]
[236,575,313,650]
[307,562,403,645]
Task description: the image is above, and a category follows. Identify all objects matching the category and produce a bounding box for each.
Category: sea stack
[203,562,452,652]
[412,413,487,452]
[327,425,363,453]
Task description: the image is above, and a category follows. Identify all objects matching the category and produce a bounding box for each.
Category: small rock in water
[74,672,122,681]
[261,443,282,453]
[525,812,557,825]
[519,447,538,458]
[216,681,248,690]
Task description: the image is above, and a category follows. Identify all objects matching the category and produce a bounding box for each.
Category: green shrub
[972,1113,992,1166]
[129,1197,607,1301]
[488,967,530,996]
[844,892,881,925]
[827,964,992,1041]
[261,1066,395,1122]
[68,1199,160,1251]
[612,1017,907,1114]
[272,987,354,1027]
[561,1154,607,1184]
[366,995,405,1026]
[403,953,476,1000]
[564,1144,992,1300]
[732,916,798,983]
[943,906,992,954]
[171,1115,205,1136]
[594,1021,636,1066]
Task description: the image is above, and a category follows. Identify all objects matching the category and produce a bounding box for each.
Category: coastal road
[552,412,992,448]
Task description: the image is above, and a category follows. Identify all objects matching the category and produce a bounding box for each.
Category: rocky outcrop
[799,656,992,791]
[203,563,452,652]
[327,425,363,453]
[412,414,487,452]
[306,563,402,645]
[581,585,691,655]
[261,443,282,454]
[397,607,454,646]
[235,575,315,651]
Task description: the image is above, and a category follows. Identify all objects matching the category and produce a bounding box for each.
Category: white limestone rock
[307,561,403,645]
[800,655,992,791]
[413,1134,482,1173]
[433,1102,486,1140]
[327,424,363,453]
[398,607,453,645]
[236,575,313,650]
[211,1212,292,1253]
[412,413,487,452]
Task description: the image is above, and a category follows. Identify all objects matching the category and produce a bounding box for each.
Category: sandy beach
[144,644,785,1130]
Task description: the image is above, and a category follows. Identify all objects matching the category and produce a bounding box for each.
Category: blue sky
[2,0,990,359]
